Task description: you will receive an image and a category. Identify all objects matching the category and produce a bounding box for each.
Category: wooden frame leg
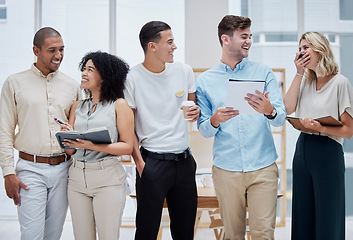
[157,228,163,240]
[193,210,203,237]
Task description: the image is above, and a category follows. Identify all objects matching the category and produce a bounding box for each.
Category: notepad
[226,79,266,115]
[55,126,112,149]
[286,116,342,133]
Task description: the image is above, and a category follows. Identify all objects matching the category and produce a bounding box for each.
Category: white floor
[1,167,353,239]
[1,216,353,239]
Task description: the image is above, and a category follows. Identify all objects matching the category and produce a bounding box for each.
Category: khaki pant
[68,158,126,240]
[212,163,278,240]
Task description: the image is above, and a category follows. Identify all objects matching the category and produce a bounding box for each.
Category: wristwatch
[265,108,277,119]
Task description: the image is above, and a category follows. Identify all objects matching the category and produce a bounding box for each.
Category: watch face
[265,108,277,119]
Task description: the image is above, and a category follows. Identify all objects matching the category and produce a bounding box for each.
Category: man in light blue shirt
[196,15,286,239]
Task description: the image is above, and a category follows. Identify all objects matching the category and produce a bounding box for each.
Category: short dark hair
[33,27,61,49]
[79,51,129,103]
[139,21,171,53]
[218,15,251,46]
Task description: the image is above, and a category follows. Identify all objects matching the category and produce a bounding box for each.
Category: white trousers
[16,158,71,240]
[68,158,126,240]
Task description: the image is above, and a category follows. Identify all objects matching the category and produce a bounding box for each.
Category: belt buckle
[48,155,64,165]
[183,151,188,159]
[48,156,55,165]
[182,149,190,159]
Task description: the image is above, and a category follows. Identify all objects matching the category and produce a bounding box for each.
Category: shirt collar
[31,63,58,80]
[218,58,247,72]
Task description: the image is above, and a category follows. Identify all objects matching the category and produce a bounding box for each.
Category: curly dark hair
[79,51,129,103]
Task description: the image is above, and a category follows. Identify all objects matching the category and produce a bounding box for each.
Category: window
[340,0,353,20]
[0,0,6,21]
[328,34,336,43]
[265,34,297,42]
[252,34,259,43]
[241,0,248,17]
[0,8,6,20]
[41,0,110,78]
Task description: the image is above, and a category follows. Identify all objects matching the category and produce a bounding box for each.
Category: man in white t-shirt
[124,21,200,240]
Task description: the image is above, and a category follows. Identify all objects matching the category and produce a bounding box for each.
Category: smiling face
[299,39,319,71]
[33,36,64,76]
[223,27,252,61]
[81,59,102,92]
[151,29,177,64]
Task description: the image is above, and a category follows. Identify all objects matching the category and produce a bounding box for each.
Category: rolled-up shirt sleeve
[265,70,286,127]
[196,78,219,138]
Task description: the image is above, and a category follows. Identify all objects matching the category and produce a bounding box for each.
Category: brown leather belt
[19,151,67,165]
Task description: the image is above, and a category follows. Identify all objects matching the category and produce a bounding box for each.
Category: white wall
[0,0,34,88]
[184,0,225,69]
[116,0,185,67]
[185,0,228,169]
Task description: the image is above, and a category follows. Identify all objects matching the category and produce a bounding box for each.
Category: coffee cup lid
[182,101,195,106]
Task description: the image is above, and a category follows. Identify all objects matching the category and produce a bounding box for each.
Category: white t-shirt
[296,73,353,144]
[124,62,195,153]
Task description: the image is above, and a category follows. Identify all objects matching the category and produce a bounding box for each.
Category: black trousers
[134,148,198,240]
[291,133,345,240]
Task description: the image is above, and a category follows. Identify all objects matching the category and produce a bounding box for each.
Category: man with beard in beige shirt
[0,27,80,240]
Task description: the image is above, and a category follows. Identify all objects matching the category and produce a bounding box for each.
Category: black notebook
[55,127,112,149]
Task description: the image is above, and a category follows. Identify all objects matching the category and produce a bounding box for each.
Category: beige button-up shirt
[0,64,81,176]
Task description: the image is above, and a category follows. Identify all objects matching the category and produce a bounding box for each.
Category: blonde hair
[300,32,339,82]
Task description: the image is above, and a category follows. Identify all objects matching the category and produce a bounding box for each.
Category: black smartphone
[298,51,304,59]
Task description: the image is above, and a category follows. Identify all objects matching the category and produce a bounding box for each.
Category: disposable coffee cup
[182,101,195,120]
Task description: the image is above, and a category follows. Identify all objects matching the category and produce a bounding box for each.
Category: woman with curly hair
[57,51,134,240]
[285,32,353,240]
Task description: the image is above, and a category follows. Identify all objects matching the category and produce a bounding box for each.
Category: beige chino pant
[212,163,278,240]
[68,158,126,240]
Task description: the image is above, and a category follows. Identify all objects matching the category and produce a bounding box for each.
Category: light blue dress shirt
[196,60,286,172]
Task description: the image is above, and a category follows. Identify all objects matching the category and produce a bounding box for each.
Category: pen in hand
[54,117,73,131]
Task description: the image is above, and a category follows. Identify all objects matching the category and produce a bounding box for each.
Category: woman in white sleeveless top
[57,51,134,240]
